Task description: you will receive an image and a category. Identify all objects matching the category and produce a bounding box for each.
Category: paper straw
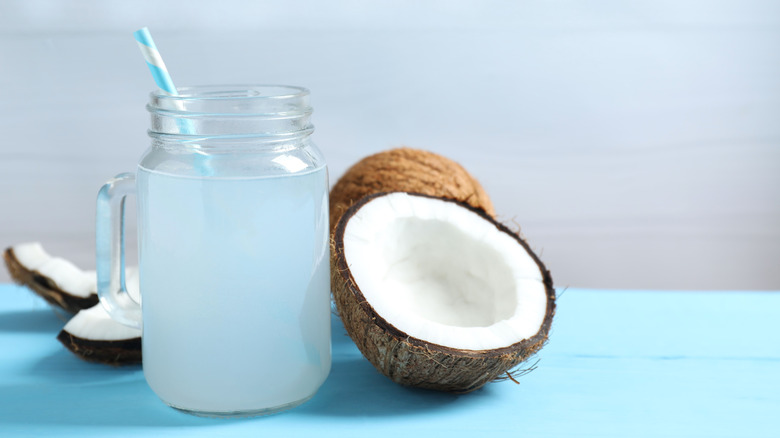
[133,27,199,141]
[134,27,179,96]
[133,27,210,174]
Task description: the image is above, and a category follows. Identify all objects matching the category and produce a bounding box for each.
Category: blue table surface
[0,284,778,437]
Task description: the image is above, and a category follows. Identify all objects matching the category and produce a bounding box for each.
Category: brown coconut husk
[329,147,495,234]
[56,330,141,366]
[331,192,556,393]
[3,247,98,314]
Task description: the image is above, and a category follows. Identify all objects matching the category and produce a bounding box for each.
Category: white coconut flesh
[343,192,548,351]
[62,266,141,341]
[12,242,95,299]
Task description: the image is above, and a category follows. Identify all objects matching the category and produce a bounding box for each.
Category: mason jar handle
[96,172,141,329]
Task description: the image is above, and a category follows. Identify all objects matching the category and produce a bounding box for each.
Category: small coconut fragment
[3,242,141,364]
[3,242,98,313]
[332,192,555,393]
[58,267,142,365]
[57,304,142,365]
[329,147,495,234]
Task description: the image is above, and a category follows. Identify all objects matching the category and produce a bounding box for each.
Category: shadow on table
[295,357,477,418]
[295,317,485,418]
[0,379,227,428]
[1,313,484,426]
[3,355,474,427]
[30,348,143,385]
[0,349,222,428]
[0,308,67,333]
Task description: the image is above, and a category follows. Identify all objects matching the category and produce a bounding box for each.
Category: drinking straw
[134,27,179,96]
[133,27,210,174]
[133,27,196,136]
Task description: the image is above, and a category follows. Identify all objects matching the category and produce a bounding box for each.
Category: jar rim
[149,84,310,102]
[147,84,313,138]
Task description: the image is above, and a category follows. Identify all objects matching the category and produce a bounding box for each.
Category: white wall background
[1,0,778,290]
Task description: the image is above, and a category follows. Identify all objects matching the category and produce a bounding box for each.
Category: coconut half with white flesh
[57,266,142,365]
[3,242,99,313]
[332,192,555,392]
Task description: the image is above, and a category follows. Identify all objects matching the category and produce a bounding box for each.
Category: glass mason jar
[96,85,331,417]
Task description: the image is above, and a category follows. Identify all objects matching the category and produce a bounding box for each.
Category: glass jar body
[136,86,330,416]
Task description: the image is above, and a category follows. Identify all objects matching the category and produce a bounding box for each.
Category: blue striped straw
[133,27,198,137]
[134,27,210,174]
[134,27,179,96]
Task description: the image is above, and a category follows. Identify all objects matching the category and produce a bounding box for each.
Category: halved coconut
[332,192,555,393]
[3,242,98,313]
[57,267,142,365]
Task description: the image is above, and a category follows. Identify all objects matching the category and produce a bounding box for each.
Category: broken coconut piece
[3,242,98,313]
[58,266,142,365]
[329,147,495,234]
[332,192,555,393]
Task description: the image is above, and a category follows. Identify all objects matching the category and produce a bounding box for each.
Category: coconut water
[136,165,331,415]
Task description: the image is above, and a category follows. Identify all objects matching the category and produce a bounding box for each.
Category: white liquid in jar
[137,165,331,415]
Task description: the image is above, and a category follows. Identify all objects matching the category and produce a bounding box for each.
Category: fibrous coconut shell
[3,246,98,314]
[331,193,556,393]
[57,330,141,365]
[329,147,495,234]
